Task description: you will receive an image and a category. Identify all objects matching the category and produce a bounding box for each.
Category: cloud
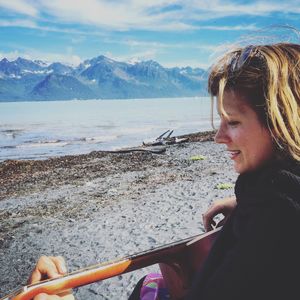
[104,38,172,49]
[104,37,218,53]
[105,49,158,64]
[197,24,259,31]
[103,39,218,67]
[187,0,300,19]
[0,50,22,61]
[0,0,38,17]
[0,17,110,40]
[0,19,37,28]
[36,0,300,30]
[0,49,82,66]
[37,0,196,31]
[161,59,210,69]
[0,0,300,33]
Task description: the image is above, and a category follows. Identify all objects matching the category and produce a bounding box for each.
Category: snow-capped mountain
[0,56,208,101]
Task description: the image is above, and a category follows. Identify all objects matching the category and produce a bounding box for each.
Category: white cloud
[40,0,143,30]
[0,17,111,42]
[0,0,38,17]
[161,59,211,69]
[0,50,22,61]
[37,0,300,29]
[187,0,300,18]
[37,0,195,31]
[104,38,219,55]
[104,38,171,49]
[0,0,299,33]
[105,49,158,64]
[197,24,259,31]
[0,50,82,66]
[0,19,37,28]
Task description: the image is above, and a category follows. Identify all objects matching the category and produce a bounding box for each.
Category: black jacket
[187,161,300,300]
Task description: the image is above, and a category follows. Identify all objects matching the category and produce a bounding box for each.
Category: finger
[203,203,220,231]
[49,256,68,274]
[34,293,61,300]
[29,256,61,284]
[29,268,43,284]
[203,212,216,232]
[202,212,211,231]
[37,256,61,277]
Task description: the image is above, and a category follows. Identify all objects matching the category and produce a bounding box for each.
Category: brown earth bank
[0,131,237,299]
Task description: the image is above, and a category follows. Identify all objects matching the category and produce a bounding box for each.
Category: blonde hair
[208,43,300,161]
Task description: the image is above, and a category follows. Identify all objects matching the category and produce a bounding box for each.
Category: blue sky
[0,0,300,68]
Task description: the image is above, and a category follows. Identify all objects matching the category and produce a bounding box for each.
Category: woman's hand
[203,196,237,231]
[28,256,75,300]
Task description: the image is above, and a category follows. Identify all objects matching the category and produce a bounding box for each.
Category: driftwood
[143,130,188,147]
[106,146,166,154]
[101,130,215,155]
[104,130,188,155]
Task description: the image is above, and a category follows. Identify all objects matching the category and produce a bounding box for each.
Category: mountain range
[0,56,208,101]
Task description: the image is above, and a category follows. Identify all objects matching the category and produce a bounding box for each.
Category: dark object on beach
[1,228,220,300]
[143,130,189,146]
[107,146,167,154]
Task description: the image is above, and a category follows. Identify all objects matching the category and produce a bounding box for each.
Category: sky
[0,0,300,69]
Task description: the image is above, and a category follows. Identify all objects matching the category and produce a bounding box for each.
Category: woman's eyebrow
[218,111,235,117]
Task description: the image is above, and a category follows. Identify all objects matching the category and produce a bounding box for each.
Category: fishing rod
[1,227,221,300]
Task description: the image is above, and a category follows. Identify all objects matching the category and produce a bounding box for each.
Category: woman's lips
[228,150,241,160]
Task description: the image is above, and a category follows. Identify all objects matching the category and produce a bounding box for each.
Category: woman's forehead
[217,90,250,115]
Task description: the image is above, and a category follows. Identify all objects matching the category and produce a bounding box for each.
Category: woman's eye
[228,121,240,126]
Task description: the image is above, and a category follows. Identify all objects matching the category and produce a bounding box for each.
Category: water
[0,97,216,161]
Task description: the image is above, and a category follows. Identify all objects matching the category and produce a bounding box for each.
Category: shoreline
[0,131,237,299]
[0,131,216,201]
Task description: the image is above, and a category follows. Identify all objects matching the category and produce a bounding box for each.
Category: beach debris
[142,130,189,146]
[190,155,206,161]
[215,183,234,190]
[100,131,176,154]
[108,146,166,154]
[158,129,173,140]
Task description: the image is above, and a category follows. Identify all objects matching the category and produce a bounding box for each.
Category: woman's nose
[214,123,229,144]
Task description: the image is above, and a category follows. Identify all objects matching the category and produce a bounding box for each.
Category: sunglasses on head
[229,45,263,73]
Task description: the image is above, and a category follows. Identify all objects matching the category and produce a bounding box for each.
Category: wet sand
[0,131,237,299]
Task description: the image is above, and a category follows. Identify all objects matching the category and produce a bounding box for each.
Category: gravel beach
[0,131,237,300]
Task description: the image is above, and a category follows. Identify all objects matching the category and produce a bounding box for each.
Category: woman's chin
[234,163,245,174]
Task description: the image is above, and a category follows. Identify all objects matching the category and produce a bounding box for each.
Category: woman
[29,43,300,299]
[187,42,300,300]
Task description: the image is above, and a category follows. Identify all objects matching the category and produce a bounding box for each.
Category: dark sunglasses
[229,45,263,73]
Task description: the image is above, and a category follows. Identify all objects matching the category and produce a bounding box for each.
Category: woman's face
[215,90,274,174]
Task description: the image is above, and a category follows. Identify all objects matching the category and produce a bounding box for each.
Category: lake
[0,97,217,161]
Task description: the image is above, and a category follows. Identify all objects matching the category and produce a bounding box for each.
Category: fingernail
[61,264,67,273]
